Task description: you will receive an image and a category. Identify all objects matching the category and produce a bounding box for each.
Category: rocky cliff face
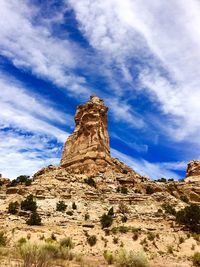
[60,95,140,179]
[60,96,111,175]
[185,160,200,182]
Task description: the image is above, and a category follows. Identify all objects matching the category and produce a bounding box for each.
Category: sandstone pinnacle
[61,95,111,175]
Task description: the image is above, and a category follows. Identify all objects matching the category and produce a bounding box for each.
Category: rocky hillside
[0,96,200,267]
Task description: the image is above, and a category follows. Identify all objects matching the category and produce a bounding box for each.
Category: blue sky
[1,0,200,179]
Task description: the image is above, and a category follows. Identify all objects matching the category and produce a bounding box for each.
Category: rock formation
[60,95,140,178]
[61,95,111,174]
[185,160,200,182]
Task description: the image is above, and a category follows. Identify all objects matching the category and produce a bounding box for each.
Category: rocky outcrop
[60,95,140,179]
[185,160,200,182]
[61,95,111,175]
[186,160,200,177]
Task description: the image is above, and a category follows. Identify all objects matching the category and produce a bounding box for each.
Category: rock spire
[61,95,111,174]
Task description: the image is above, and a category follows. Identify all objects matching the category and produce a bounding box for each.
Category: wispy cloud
[0,0,90,96]
[70,0,200,145]
[0,130,61,179]
[0,74,70,142]
[111,148,185,180]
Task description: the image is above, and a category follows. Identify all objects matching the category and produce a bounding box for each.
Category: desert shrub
[42,243,60,259]
[84,213,90,220]
[162,203,176,216]
[116,187,121,193]
[134,189,141,194]
[26,211,42,226]
[157,178,167,183]
[104,250,114,264]
[18,237,27,246]
[0,232,7,247]
[25,179,32,186]
[84,177,96,188]
[176,204,200,233]
[167,245,174,254]
[16,175,30,184]
[100,213,113,228]
[133,232,139,241]
[115,249,148,267]
[118,226,129,234]
[146,186,154,195]
[113,237,119,244]
[56,201,67,212]
[193,252,200,266]
[121,186,128,194]
[21,195,37,212]
[168,178,174,182]
[72,202,77,210]
[108,207,114,216]
[19,243,50,267]
[118,203,129,215]
[180,195,189,203]
[147,232,156,241]
[87,235,97,246]
[8,201,19,214]
[60,237,74,249]
[179,236,184,244]
[9,175,32,187]
[121,216,128,223]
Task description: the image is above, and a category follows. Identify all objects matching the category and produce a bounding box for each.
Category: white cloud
[0,0,90,96]
[70,0,200,144]
[0,74,71,142]
[0,130,61,179]
[108,98,145,129]
[111,148,185,180]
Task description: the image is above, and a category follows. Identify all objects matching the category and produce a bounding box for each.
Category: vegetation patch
[176,204,200,233]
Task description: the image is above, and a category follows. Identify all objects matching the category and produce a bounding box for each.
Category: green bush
[8,201,19,214]
[72,202,77,210]
[26,211,42,226]
[25,179,32,186]
[84,213,90,221]
[193,252,200,266]
[19,243,50,267]
[84,177,96,188]
[162,203,176,216]
[0,232,7,247]
[108,207,114,216]
[146,186,154,195]
[115,249,148,267]
[147,232,156,241]
[21,195,37,212]
[87,235,97,246]
[17,237,27,246]
[100,214,113,228]
[8,175,31,187]
[121,215,128,223]
[118,203,129,215]
[180,195,189,203]
[60,237,74,249]
[157,178,167,183]
[56,201,67,212]
[104,250,114,264]
[121,186,128,194]
[176,204,200,233]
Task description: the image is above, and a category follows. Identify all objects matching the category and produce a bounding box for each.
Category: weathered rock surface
[60,95,141,180]
[61,95,110,175]
[185,160,200,182]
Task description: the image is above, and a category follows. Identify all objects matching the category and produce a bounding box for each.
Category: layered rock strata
[60,95,140,179]
[185,160,200,182]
